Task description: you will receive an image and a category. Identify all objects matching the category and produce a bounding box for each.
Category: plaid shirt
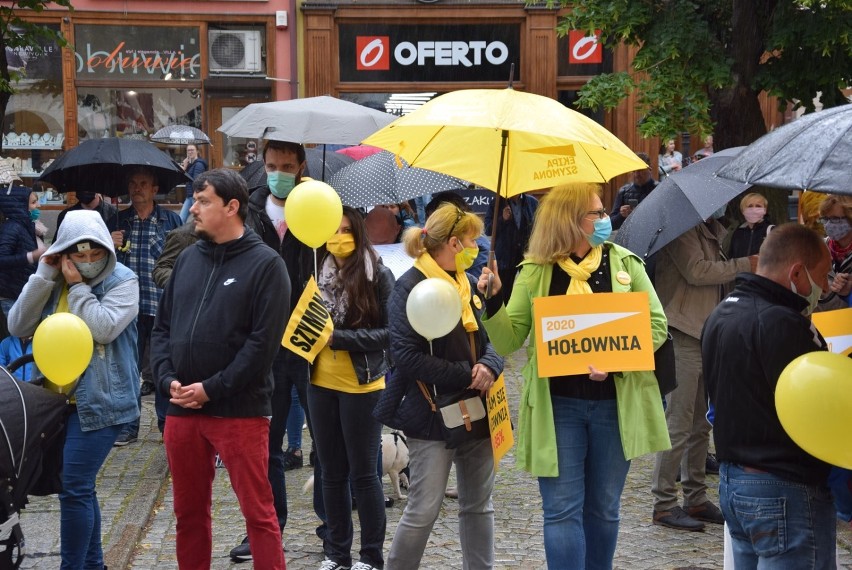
[113,205,182,316]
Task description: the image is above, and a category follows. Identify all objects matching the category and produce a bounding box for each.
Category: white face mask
[72,256,109,280]
[790,266,822,316]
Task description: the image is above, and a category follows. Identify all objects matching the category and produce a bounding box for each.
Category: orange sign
[812,308,852,356]
[533,292,654,377]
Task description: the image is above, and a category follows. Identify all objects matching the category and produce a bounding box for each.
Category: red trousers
[164,415,286,570]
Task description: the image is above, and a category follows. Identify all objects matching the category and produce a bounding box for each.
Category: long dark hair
[336,206,382,329]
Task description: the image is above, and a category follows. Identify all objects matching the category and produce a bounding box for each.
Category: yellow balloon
[284,180,343,248]
[776,351,852,468]
[32,313,94,393]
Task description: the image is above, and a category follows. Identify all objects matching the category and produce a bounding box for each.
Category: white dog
[302,431,410,500]
[382,431,410,499]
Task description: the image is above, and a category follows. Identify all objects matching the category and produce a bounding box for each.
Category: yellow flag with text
[282,276,333,363]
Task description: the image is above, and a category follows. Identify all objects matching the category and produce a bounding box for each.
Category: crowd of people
[0,134,850,570]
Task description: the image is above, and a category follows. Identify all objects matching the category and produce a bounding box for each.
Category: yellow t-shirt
[311,346,385,394]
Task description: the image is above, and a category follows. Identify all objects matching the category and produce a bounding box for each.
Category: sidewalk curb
[104,435,170,569]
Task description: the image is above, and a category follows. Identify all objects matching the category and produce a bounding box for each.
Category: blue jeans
[60,412,123,569]
[308,384,385,568]
[286,384,304,450]
[538,396,631,570]
[719,462,837,570]
[179,196,194,223]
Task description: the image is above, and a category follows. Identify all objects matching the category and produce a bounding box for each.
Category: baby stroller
[0,355,72,569]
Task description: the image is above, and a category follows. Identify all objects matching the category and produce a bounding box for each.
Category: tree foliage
[549,0,852,145]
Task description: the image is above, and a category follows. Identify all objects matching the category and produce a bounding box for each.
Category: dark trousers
[308,384,385,568]
[268,349,311,530]
[123,314,162,437]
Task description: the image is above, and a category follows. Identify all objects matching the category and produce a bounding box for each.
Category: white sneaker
[319,560,350,570]
[351,563,378,570]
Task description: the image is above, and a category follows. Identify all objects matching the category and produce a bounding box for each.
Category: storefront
[4,5,294,204]
[300,1,652,206]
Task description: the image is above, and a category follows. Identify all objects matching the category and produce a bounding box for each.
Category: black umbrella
[328,151,470,208]
[150,125,211,146]
[38,138,191,196]
[614,147,749,258]
[239,147,355,191]
[717,104,852,195]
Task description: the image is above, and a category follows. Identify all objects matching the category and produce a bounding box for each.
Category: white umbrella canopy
[217,96,398,145]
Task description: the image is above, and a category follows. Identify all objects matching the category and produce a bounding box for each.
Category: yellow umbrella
[362,88,646,198]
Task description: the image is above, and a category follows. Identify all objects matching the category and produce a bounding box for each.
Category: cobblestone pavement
[18,348,852,569]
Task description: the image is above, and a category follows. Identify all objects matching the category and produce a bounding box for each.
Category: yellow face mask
[326,233,356,258]
[455,245,479,272]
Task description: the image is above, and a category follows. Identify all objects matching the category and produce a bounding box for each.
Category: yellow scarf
[413,253,479,332]
[555,246,603,295]
[56,284,71,313]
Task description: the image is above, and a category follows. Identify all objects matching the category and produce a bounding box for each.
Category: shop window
[2,24,64,184]
[557,90,604,126]
[339,92,440,116]
[77,88,202,157]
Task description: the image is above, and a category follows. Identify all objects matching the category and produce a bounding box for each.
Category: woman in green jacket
[478,183,670,569]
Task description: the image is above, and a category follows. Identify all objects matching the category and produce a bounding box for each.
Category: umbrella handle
[485,250,496,299]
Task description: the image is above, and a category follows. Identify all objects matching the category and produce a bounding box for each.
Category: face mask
[29,208,41,222]
[326,233,356,258]
[743,206,766,225]
[267,171,297,199]
[72,256,109,280]
[790,266,822,316]
[824,219,851,242]
[76,191,97,205]
[455,245,479,271]
[586,216,612,248]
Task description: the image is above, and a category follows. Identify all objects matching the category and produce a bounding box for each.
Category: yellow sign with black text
[282,276,334,363]
[486,374,513,469]
[812,308,852,356]
[533,292,654,377]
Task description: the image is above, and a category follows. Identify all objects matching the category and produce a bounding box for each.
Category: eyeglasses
[585,209,608,220]
[447,208,465,239]
[819,216,847,224]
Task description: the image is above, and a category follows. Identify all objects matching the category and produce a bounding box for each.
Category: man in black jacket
[609,152,657,230]
[151,169,290,568]
[236,139,321,561]
[702,223,834,569]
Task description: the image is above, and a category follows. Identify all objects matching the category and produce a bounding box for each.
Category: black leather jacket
[327,262,395,384]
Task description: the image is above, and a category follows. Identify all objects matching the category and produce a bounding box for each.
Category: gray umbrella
[614,147,749,258]
[239,147,355,191]
[717,104,852,194]
[150,125,211,146]
[328,151,470,208]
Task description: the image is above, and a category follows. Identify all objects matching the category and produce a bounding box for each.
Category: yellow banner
[486,374,513,469]
[281,276,334,363]
[812,308,852,356]
[533,292,654,377]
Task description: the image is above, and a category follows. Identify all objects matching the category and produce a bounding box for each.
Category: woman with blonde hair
[818,194,852,308]
[729,192,771,258]
[478,183,670,569]
[384,203,504,569]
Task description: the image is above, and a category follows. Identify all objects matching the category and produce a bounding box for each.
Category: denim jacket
[43,264,140,431]
[9,209,141,432]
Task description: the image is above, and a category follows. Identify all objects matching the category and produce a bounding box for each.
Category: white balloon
[406,278,463,341]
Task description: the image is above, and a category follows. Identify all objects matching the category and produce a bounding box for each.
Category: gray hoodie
[8,210,139,345]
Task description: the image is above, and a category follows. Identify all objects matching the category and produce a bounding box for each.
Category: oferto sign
[533,292,655,377]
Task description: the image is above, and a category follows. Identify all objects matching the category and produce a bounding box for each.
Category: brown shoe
[652,506,705,531]
[687,501,725,524]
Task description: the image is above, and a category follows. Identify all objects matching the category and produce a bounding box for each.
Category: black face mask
[76,192,97,205]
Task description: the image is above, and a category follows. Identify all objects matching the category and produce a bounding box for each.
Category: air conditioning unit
[209,30,263,74]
